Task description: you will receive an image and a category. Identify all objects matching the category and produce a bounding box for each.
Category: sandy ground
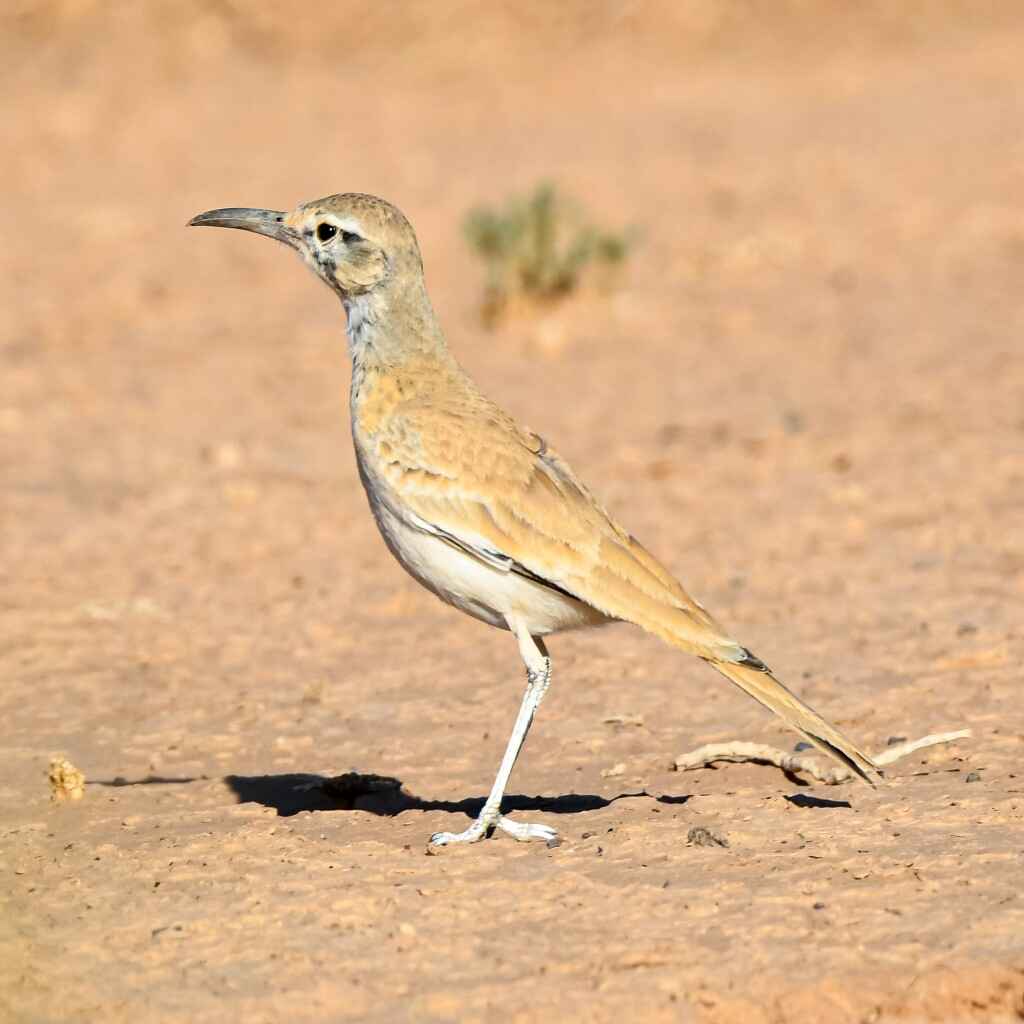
[2,4,1024,1021]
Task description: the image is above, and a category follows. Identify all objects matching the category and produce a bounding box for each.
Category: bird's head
[189,193,424,303]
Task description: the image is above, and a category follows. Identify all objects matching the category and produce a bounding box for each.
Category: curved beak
[188,207,299,249]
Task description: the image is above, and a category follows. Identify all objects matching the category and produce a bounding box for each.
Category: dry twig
[674,730,971,784]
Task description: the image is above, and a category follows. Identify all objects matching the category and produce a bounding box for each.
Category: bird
[189,193,879,848]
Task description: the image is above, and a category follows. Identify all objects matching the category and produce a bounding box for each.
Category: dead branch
[674,729,971,784]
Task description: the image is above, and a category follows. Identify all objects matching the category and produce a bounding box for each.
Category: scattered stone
[886,736,908,746]
[813,902,826,911]
[965,771,981,783]
[687,826,729,848]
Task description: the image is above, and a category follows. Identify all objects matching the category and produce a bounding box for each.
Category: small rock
[687,826,729,848]
[965,771,981,783]
[813,902,826,911]
[782,410,805,434]
[48,757,85,802]
[886,736,907,747]
[601,763,626,779]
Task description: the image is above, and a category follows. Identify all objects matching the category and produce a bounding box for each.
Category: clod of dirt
[48,756,85,801]
[687,826,729,848]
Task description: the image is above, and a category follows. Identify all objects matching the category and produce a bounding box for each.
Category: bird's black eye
[340,230,362,244]
[316,222,338,242]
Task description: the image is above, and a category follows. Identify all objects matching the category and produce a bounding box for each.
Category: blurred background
[5,0,1021,683]
[3,3,1023,1020]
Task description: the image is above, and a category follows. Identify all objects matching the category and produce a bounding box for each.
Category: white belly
[359,468,609,636]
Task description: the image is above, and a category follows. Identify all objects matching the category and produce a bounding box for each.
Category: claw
[429,823,487,846]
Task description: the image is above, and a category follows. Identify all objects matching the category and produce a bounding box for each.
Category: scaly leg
[429,622,556,847]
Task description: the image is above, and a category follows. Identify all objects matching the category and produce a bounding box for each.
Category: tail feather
[708,655,879,785]
[568,529,878,783]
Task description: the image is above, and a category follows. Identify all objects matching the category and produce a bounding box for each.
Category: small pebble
[965,771,981,783]
[886,736,907,746]
[782,410,805,434]
[687,826,729,848]
[813,902,826,910]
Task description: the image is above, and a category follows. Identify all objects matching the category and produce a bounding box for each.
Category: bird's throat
[343,280,450,371]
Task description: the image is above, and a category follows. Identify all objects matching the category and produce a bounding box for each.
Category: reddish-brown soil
[3,5,1023,1021]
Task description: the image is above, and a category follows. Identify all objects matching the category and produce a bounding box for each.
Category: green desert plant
[464,183,632,323]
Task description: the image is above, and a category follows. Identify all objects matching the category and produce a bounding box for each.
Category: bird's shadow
[90,771,852,819]
[223,771,675,820]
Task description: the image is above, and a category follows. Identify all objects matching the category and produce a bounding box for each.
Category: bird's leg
[429,626,557,847]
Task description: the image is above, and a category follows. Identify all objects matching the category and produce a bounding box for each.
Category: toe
[428,823,488,847]
[495,816,559,844]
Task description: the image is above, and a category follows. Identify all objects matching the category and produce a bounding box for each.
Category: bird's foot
[429,813,558,848]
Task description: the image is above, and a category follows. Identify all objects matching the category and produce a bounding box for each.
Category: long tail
[623,600,880,784]
[562,527,880,783]
[706,649,879,785]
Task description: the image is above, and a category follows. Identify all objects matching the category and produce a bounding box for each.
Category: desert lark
[190,194,878,847]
